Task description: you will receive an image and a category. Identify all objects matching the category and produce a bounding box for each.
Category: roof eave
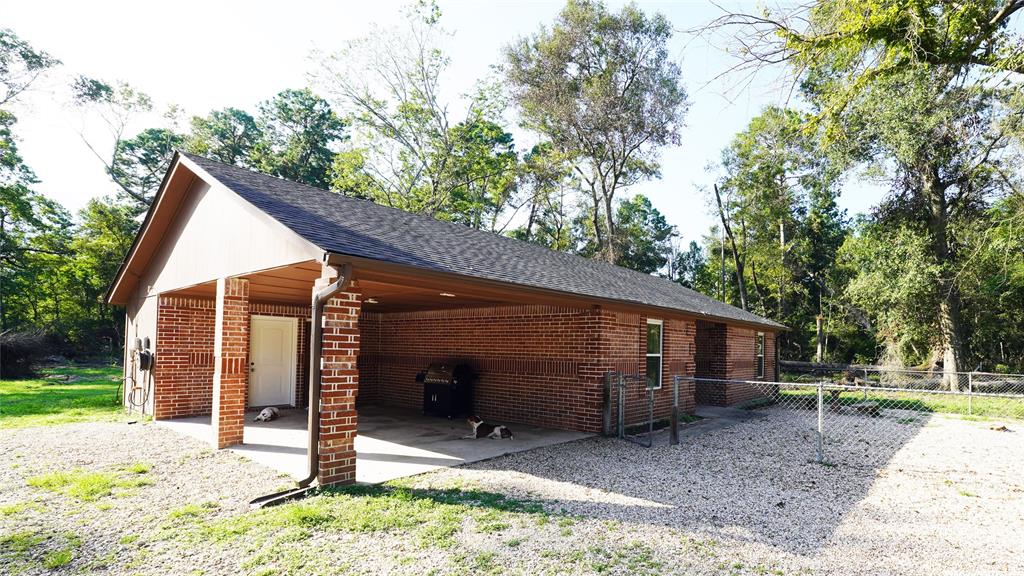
[105,151,183,306]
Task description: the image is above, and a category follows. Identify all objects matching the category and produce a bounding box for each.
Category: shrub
[0,329,47,379]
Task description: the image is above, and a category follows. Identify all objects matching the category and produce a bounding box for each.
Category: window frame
[646,319,663,390]
[756,331,766,379]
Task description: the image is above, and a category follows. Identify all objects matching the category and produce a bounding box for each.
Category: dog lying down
[463,415,514,439]
[253,407,280,423]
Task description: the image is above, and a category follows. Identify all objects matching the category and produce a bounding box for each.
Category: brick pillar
[316,278,361,486]
[212,277,250,449]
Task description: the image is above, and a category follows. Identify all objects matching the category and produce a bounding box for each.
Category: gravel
[1,412,1022,575]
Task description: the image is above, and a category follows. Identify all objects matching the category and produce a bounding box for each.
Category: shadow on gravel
[461,406,939,556]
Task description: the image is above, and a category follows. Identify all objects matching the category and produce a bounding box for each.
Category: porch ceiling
[161,260,533,312]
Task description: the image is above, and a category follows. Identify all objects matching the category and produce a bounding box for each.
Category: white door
[249,316,297,407]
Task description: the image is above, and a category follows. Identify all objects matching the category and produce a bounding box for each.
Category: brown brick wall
[212,277,250,448]
[317,285,361,486]
[602,311,697,430]
[359,305,598,432]
[154,296,216,420]
[359,305,696,433]
[694,321,778,406]
[153,299,310,421]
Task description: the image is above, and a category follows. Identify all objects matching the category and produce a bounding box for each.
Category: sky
[5,0,886,245]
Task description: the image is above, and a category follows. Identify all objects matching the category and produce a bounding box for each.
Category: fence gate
[602,371,687,447]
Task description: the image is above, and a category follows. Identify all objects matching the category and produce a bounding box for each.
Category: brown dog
[463,415,514,439]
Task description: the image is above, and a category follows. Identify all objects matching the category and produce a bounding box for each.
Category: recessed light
[439,292,456,298]
[365,298,378,304]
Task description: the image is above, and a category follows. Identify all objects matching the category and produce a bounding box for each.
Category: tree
[319,3,519,223]
[708,0,1024,384]
[110,128,185,215]
[504,0,688,263]
[671,240,714,291]
[0,28,59,106]
[71,77,187,215]
[0,29,60,334]
[187,107,261,165]
[251,89,346,189]
[576,194,675,274]
[511,143,576,250]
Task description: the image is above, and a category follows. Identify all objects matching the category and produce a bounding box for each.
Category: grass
[1,529,80,573]
[27,464,154,502]
[165,483,547,574]
[43,548,73,569]
[774,388,1023,420]
[0,365,125,429]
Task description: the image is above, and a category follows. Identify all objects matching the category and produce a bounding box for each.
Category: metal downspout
[298,261,352,488]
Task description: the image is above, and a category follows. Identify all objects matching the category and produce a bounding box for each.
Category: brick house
[107,152,783,486]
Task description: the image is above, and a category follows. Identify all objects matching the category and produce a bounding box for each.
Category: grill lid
[424,363,454,385]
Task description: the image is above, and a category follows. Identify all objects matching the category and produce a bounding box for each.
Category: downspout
[298,260,352,488]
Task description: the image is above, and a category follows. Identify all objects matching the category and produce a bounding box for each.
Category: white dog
[463,415,514,439]
[253,407,280,422]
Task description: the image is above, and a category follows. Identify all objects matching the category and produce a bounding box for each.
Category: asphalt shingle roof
[184,153,784,329]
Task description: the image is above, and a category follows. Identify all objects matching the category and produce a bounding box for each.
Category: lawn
[0,365,127,429]
[773,387,1024,420]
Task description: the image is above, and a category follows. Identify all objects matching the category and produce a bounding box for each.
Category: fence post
[670,375,680,446]
[816,381,824,464]
[617,373,625,439]
[647,382,655,447]
[968,372,973,416]
[602,372,613,436]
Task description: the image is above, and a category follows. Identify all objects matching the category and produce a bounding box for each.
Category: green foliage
[42,548,73,569]
[0,28,60,105]
[110,128,185,215]
[577,194,675,274]
[702,105,851,359]
[839,222,940,364]
[251,88,346,188]
[504,0,688,261]
[706,1,1024,369]
[321,8,519,227]
[671,240,715,292]
[187,107,261,165]
[184,482,546,569]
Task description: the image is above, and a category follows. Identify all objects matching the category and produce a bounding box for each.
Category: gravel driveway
[1,412,1021,575]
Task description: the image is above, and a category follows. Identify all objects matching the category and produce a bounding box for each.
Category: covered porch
[151,257,607,485]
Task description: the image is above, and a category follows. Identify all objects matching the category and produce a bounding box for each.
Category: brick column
[317,279,361,486]
[212,277,250,449]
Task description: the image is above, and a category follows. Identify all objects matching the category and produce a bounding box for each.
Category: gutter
[299,259,352,487]
[250,256,351,508]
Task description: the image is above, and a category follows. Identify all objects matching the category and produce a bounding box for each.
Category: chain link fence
[783,363,1024,400]
[602,372,689,447]
[693,377,1024,468]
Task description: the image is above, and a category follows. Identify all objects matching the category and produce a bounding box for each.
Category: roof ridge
[182,151,685,283]
[179,151,785,329]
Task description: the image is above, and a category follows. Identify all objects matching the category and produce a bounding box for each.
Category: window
[646,319,663,389]
[756,332,765,379]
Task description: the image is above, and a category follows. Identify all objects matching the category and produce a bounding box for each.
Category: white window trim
[646,319,663,390]
[756,331,766,379]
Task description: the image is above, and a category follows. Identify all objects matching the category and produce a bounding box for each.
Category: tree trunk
[923,166,967,390]
[602,189,617,264]
[713,184,748,310]
[778,218,786,318]
[816,315,824,363]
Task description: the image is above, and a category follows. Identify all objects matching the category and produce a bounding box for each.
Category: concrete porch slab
[157,406,592,484]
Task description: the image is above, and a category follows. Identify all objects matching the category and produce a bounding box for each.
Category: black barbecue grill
[417,363,475,418]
